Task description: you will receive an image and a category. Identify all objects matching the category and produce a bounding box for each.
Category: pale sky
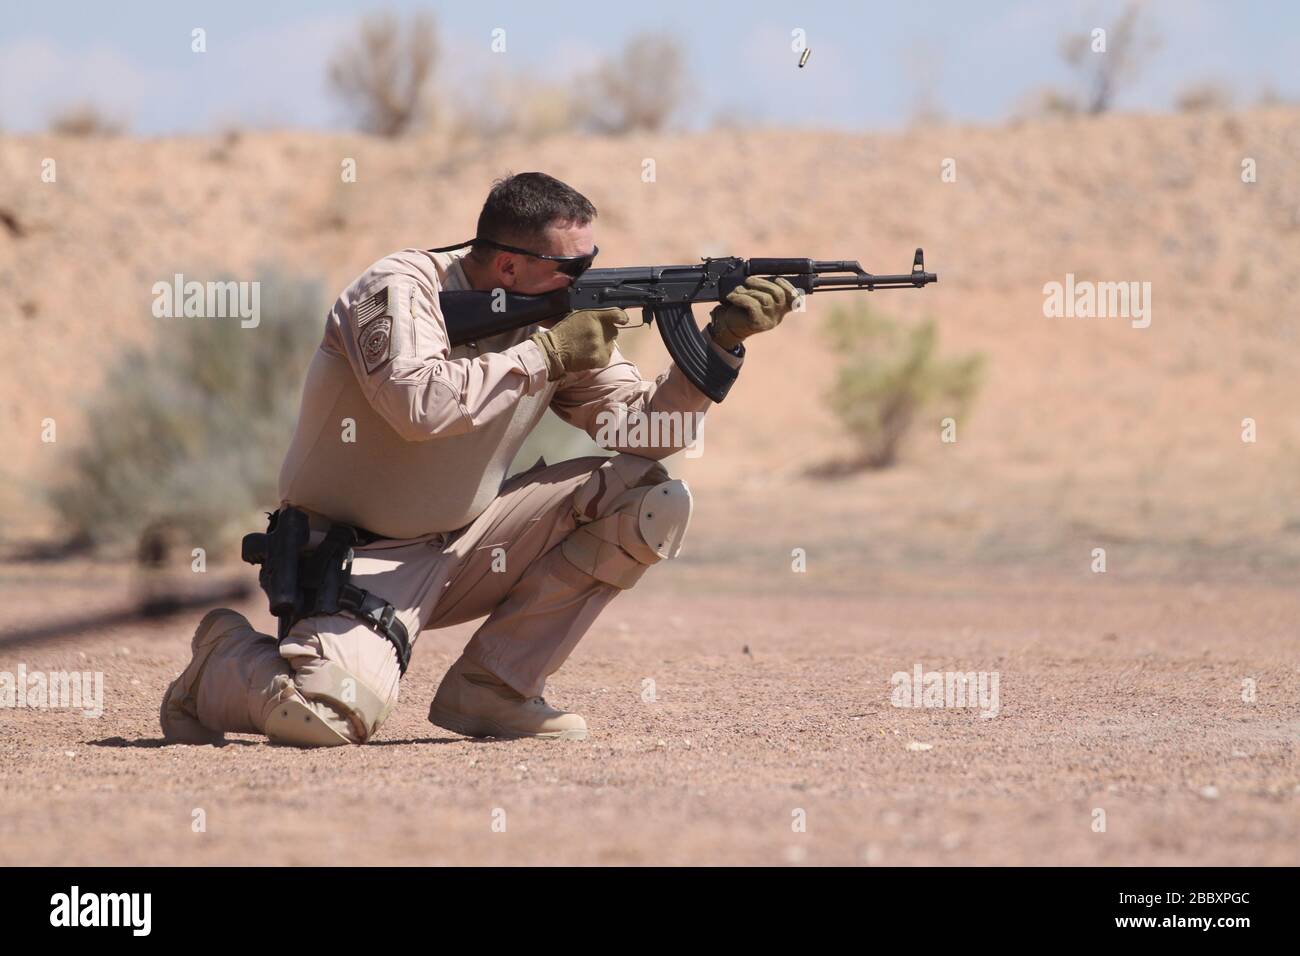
[1,0,1295,134]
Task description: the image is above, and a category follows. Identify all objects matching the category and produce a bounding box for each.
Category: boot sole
[427,703,587,741]
[159,608,248,745]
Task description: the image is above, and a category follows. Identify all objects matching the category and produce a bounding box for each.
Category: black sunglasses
[472,237,599,278]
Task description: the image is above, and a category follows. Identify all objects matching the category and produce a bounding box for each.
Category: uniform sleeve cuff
[513,338,552,389]
[707,334,745,370]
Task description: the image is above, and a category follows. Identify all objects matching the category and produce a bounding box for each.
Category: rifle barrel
[811,273,938,290]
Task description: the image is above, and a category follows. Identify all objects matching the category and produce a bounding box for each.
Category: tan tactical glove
[530,307,625,379]
[707,276,799,351]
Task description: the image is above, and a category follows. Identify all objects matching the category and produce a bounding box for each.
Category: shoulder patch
[355,286,394,374]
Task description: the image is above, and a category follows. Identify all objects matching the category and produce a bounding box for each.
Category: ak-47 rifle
[437,248,938,402]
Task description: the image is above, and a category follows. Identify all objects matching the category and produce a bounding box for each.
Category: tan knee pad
[561,478,693,589]
[265,659,391,746]
[265,698,352,748]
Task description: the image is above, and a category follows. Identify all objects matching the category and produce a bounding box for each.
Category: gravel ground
[1,558,1295,866]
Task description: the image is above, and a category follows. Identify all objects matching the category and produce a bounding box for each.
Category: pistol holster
[241,507,412,674]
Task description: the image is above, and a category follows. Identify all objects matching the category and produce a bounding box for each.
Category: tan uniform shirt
[277,248,743,539]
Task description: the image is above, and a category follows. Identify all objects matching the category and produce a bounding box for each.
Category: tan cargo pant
[190,452,680,744]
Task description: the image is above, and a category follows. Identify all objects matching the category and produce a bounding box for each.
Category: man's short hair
[470,172,597,261]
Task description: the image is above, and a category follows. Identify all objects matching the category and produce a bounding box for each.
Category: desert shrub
[48,103,126,137]
[822,304,983,470]
[1176,81,1235,112]
[452,71,580,143]
[327,11,437,136]
[1012,86,1083,121]
[47,271,324,553]
[573,33,688,134]
[1057,1,1158,115]
[1016,1,1159,121]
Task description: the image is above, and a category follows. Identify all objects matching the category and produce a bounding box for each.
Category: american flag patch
[355,286,394,374]
[355,286,389,325]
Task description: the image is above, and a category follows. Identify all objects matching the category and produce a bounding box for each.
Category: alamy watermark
[50,886,150,936]
[594,407,706,458]
[152,274,260,328]
[0,664,104,718]
[890,662,1000,718]
[1043,273,1151,329]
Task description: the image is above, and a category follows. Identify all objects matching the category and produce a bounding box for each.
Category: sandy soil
[1,534,1295,866]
